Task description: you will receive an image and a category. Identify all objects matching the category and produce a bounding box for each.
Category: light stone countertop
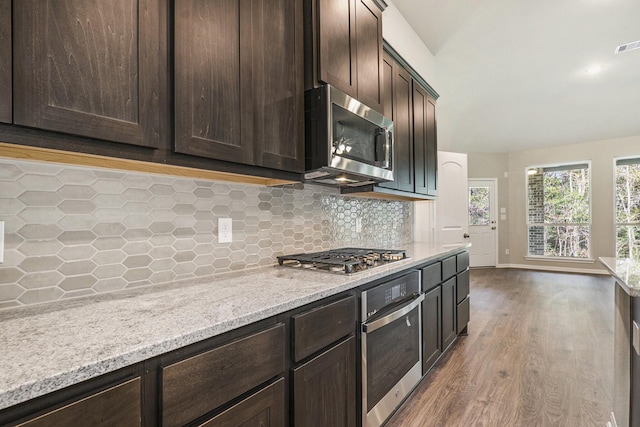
[599,256,640,297]
[0,242,468,411]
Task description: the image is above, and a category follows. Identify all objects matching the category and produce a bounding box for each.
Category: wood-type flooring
[386,268,614,427]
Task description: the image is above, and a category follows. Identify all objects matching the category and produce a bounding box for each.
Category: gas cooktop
[277,248,408,274]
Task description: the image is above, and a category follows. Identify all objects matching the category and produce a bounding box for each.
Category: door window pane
[469,186,490,226]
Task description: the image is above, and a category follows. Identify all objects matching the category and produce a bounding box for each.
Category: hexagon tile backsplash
[0,159,413,309]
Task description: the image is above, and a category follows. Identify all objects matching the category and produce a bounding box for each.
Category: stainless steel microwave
[304,85,394,186]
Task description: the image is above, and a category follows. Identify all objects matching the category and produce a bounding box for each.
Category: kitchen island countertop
[599,256,640,297]
[0,242,468,411]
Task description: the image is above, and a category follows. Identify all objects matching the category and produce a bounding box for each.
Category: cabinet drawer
[457,269,470,304]
[442,256,456,281]
[293,295,355,362]
[17,378,141,427]
[457,296,470,334]
[199,378,285,427]
[456,251,469,273]
[162,324,285,427]
[421,262,442,291]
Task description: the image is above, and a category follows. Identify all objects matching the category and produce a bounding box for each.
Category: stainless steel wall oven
[360,270,423,427]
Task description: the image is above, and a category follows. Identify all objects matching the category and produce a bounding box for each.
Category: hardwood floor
[386,268,615,427]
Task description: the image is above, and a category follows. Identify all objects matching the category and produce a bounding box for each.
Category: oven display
[385,283,406,304]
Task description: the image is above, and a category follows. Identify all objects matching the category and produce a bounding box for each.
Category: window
[616,158,640,261]
[526,163,590,258]
[469,186,490,226]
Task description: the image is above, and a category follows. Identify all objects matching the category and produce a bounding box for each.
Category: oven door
[361,293,424,427]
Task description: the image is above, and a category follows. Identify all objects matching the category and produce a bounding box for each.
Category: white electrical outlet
[355,217,362,233]
[505,248,510,255]
[218,218,232,243]
[0,221,4,263]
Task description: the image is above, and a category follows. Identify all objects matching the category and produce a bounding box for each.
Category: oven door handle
[362,293,425,333]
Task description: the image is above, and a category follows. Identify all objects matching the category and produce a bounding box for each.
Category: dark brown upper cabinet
[378,61,413,192]
[354,48,438,200]
[174,0,304,173]
[413,83,438,197]
[12,0,163,148]
[0,0,11,124]
[305,0,384,113]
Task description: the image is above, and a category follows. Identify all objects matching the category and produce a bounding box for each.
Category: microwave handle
[375,128,391,169]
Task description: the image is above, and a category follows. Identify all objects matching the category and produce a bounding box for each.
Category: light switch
[500,214,507,221]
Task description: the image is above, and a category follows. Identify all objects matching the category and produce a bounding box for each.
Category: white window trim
[524,255,595,264]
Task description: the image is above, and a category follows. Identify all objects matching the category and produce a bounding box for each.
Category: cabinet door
[425,96,438,196]
[379,66,413,192]
[250,0,304,172]
[0,0,11,123]
[413,82,433,196]
[456,269,469,304]
[174,0,251,164]
[199,379,285,427]
[13,0,162,148]
[354,0,383,113]
[293,336,356,427]
[422,285,442,375]
[317,0,357,98]
[442,276,457,350]
[175,0,303,173]
[16,378,141,427]
[381,52,394,120]
[457,296,470,335]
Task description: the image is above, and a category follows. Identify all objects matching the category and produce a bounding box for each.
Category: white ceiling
[392,0,640,153]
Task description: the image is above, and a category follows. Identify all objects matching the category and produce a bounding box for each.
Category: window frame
[525,161,593,261]
[614,156,640,260]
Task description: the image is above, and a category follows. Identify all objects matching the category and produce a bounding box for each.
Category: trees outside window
[616,158,640,261]
[527,163,590,258]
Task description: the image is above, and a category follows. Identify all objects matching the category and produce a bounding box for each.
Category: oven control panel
[384,282,407,304]
[361,270,420,320]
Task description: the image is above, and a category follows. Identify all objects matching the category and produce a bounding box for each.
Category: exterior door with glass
[468,179,497,267]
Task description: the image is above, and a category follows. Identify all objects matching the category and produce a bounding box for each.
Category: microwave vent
[615,40,640,54]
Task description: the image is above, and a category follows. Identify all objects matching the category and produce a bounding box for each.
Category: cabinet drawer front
[456,269,470,304]
[422,262,442,291]
[456,251,470,273]
[199,378,285,427]
[293,295,355,362]
[17,378,141,427]
[442,256,456,281]
[457,296,470,334]
[162,324,285,427]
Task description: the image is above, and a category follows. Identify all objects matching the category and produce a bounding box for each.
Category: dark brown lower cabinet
[161,324,285,427]
[199,378,285,427]
[442,276,457,350]
[15,378,141,427]
[457,296,470,335]
[422,285,442,374]
[292,336,356,427]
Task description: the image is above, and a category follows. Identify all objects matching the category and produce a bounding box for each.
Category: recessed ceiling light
[615,40,640,54]
[585,64,603,75]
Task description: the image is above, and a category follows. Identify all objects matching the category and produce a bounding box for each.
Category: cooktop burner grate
[277,248,407,274]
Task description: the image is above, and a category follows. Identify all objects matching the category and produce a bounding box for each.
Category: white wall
[499,134,640,273]
[382,0,437,90]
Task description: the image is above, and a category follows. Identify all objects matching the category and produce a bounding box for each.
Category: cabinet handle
[362,294,425,333]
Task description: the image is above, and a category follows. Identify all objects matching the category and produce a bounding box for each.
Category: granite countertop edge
[599,256,640,297]
[0,243,469,411]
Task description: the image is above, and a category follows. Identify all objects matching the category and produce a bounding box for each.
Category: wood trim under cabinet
[0,142,295,187]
